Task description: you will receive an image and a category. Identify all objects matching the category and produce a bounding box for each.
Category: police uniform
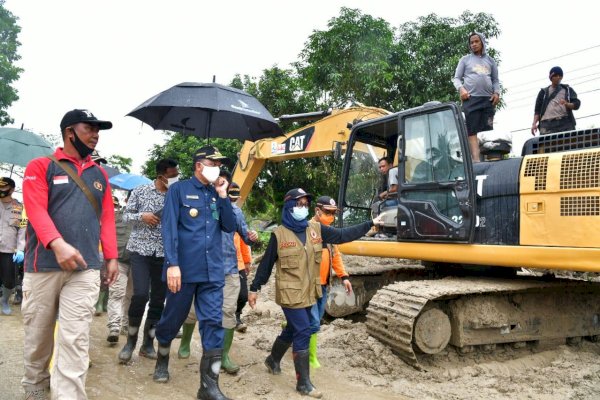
[0,177,26,302]
[155,174,235,349]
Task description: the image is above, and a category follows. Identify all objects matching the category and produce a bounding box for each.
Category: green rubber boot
[95,290,107,316]
[177,322,195,359]
[309,333,321,369]
[221,328,240,374]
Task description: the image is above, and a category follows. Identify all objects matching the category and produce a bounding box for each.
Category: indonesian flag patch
[53,176,69,185]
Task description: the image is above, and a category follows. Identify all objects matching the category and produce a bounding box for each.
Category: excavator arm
[232,106,389,205]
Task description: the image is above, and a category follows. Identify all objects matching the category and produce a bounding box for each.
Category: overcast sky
[4,0,600,175]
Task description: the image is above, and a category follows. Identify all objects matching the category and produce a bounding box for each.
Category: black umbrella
[127,82,283,141]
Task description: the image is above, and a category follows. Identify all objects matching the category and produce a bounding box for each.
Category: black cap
[0,176,15,189]
[228,182,241,199]
[316,195,337,210]
[60,109,112,131]
[549,66,564,79]
[193,145,231,164]
[284,188,311,202]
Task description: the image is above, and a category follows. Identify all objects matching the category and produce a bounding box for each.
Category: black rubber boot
[118,325,139,364]
[293,350,323,398]
[196,348,231,400]
[264,337,292,375]
[139,319,158,359]
[153,344,171,383]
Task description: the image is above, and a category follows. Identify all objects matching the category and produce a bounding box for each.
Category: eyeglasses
[296,200,309,208]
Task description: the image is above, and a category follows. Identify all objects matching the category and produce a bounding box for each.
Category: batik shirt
[123,182,166,257]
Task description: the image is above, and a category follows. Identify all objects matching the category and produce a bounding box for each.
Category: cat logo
[289,135,306,152]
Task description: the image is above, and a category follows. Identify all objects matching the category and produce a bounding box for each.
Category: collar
[191,175,212,191]
[54,147,93,165]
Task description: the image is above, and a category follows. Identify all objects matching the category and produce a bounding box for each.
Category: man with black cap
[248,188,382,399]
[0,176,26,315]
[532,66,581,135]
[21,109,119,400]
[151,145,236,400]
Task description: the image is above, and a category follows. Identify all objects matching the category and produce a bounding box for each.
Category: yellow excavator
[232,102,600,368]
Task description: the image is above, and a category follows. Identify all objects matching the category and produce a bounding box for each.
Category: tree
[107,155,133,173]
[296,7,396,108]
[0,1,23,125]
[142,132,241,179]
[391,11,501,111]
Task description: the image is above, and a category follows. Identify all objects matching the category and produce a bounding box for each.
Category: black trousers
[539,118,575,135]
[0,252,17,289]
[236,269,248,315]
[127,252,167,326]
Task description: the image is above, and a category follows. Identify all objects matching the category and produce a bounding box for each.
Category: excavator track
[366,277,600,369]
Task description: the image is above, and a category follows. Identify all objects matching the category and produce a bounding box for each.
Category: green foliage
[107,155,132,173]
[0,1,23,125]
[142,132,242,179]
[142,8,501,224]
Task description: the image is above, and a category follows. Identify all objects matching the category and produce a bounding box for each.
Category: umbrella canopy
[0,127,54,167]
[127,82,283,141]
[109,173,152,191]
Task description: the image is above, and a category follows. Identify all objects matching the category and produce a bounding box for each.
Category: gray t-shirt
[452,53,500,97]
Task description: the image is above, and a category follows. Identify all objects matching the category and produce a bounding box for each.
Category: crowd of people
[0,31,584,400]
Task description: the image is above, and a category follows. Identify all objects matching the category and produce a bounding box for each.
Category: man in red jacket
[21,109,118,400]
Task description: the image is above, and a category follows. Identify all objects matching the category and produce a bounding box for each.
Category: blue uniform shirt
[222,204,253,275]
[161,175,235,283]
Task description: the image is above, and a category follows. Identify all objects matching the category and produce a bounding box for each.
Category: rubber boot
[178,322,195,359]
[118,325,139,363]
[139,319,158,359]
[197,348,231,400]
[264,337,291,375]
[221,328,239,374]
[234,312,247,333]
[308,333,321,369]
[1,286,13,315]
[293,350,323,398]
[95,290,107,316]
[153,344,171,383]
[13,285,22,305]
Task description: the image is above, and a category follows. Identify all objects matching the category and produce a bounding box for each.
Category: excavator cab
[340,102,476,242]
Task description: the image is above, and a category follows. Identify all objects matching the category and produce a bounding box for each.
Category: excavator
[232,102,600,368]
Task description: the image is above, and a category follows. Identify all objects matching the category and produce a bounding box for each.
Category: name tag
[186,195,199,199]
[53,176,69,185]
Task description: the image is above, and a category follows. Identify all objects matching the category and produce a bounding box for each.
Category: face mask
[291,206,309,221]
[0,190,10,199]
[319,213,335,226]
[201,165,220,183]
[70,130,94,158]
[166,176,179,187]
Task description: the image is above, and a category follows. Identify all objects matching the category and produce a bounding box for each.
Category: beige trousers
[107,262,132,331]
[185,273,240,329]
[21,269,100,400]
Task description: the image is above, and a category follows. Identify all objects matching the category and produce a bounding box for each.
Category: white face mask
[201,165,220,183]
[166,176,179,188]
[291,206,309,221]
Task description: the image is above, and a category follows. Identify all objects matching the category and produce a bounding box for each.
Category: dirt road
[3,267,600,400]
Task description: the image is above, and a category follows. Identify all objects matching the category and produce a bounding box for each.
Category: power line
[504,62,600,88]
[503,44,600,74]
[505,87,600,109]
[504,71,600,97]
[510,112,600,133]
[506,78,600,104]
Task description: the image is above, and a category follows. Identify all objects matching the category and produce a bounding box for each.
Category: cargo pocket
[277,280,303,306]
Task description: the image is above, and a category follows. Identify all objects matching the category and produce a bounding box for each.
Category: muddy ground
[2,256,600,400]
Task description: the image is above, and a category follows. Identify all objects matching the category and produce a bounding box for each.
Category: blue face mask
[291,206,309,221]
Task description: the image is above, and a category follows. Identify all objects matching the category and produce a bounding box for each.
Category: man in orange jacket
[308,196,352,368]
